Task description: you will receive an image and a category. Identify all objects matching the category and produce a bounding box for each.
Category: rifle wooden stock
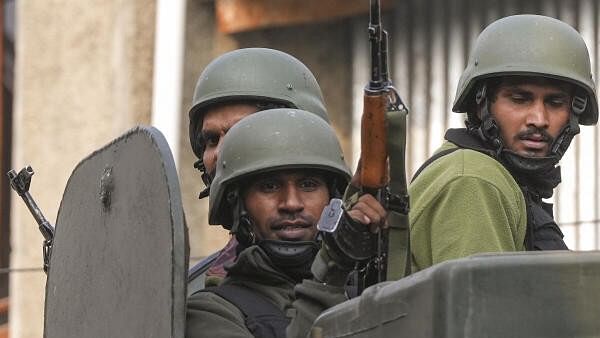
[360,92,388,190]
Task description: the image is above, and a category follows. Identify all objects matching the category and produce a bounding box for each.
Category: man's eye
[548,98,568,107]
[201,133,219,147]
[258,180,280,192]
[298,178,322,191]
[510,94,527,103]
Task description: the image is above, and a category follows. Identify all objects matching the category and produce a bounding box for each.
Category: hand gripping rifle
[358,0,410,287]
[7,166,55,273]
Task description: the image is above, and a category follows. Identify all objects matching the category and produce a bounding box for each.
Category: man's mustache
[268,214,315,230]
[517,127,553,143]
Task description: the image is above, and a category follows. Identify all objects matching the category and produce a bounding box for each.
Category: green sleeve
[186,291,253,338]
[286,280,347,338]
[411,174,525,271]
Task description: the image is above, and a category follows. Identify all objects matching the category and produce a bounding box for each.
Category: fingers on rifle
[357,194,387,221]
[347,209,371,226]
[348,195,387,233]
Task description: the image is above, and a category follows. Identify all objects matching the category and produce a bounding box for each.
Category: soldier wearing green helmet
[186,109,386,338]
[189,47,329,196]
[409,15,599,272]
[187,48,332,289]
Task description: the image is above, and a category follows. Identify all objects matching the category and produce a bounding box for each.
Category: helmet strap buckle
[571,94,587,116]
[475,83,487,105]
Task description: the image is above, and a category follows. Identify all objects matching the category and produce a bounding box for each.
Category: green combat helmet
[453,14,598,126]
[188,48,330,163]
[451,15,598,171]
[208,108,350,236]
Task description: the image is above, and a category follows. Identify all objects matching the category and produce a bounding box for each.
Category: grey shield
[44,126,187,338]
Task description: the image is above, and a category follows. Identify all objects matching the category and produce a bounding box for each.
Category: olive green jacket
[186,244,347,338]
[409,141,527,272]
[286,252,349,338]
[186,245,296,338]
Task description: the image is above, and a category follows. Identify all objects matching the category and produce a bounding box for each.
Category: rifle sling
[386,108,411,280]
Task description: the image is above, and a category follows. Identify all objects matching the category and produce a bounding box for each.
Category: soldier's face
[200,103,258,176]
[243,169,330,242]
[489,79,572,157]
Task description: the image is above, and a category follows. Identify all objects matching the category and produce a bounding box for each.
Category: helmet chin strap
[472,84,503,155]
[194,159,213,199]
[472,83,584,174]
[194,158,212,199]
[226,188,256,246]
[551,92,586,158]
[257,239,319,282]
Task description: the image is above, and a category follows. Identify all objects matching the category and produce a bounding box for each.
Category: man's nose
[526,100,550,128]
[279,185,304,212]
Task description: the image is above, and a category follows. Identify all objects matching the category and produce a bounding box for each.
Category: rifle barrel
[368,0,383,89]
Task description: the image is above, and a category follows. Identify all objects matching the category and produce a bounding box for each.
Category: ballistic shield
[44,126,187,338]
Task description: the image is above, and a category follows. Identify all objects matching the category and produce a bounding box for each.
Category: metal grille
[352,0,600,250]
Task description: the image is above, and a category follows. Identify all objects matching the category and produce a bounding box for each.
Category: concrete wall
[10,1,156,337]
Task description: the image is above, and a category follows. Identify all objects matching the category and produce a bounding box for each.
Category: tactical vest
[203,284,290,338]
[413,128,567,251]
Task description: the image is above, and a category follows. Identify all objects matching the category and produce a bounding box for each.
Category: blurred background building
[1,0,598,337]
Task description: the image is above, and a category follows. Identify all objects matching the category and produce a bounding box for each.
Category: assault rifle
[7,166,54,273]
[358,0,409,288]
[317,0,409,295]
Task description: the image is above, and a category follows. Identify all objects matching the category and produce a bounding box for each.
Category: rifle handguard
[360,93,388,189]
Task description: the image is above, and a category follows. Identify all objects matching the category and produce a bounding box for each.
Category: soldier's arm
[410,175,526,271]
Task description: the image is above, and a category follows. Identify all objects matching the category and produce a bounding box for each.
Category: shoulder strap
[206,284,285,319]
[386,108,411,280]
[205,284,289,338]
[523,193,568,251]
[415,128,500,184]
[411,148,460,183]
